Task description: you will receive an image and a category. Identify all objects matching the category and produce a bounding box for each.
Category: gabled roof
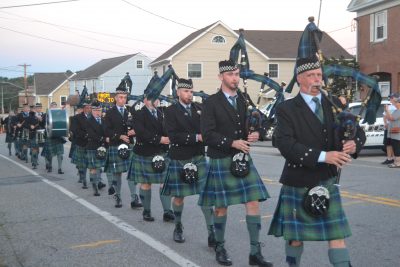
[238,30,352,59]
[151,21,352,66]
[151,22,217,66]
[34,72,73,95]
[347,0,388,12]
[72,54,138,80]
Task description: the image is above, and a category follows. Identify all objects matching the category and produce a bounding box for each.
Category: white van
[348,100,390,148]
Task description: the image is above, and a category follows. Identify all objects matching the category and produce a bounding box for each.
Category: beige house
[150,21,352,106]
[34,72,75,111]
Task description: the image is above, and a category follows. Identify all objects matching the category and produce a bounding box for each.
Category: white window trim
[211,35,226,44]
[370,10,387,43]
[137,60,144,69]
[268,63,279,79]
[187,62,203,79]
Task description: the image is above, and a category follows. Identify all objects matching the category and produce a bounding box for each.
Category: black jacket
[133,106,168,157]
[275,93,366,188]
[86,116,105,150]
[74,112,89,147]
[201,90,250,158]
[104,105,129,146]
[165,102,204,160]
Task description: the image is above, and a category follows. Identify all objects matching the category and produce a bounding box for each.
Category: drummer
[42,102,66,174]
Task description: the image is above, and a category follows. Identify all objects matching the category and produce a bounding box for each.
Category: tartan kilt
[71,145,88,169]
[127,152,169,184]
[267,177,351,241]
[162,155,209,197]
[86,149,106,169]
[198,156,269,208]
[46,138,64,157]
[5,133,14,143]
[104,145,131,174]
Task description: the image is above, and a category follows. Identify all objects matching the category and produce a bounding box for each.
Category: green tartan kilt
[71,145,88,169]
[198,156,270,208]
[267,177,351,241]
[86,149,106,169]
[104,146,131,174]
[127,152,169,184]
[162,155,209,197]
[42,138,64,157]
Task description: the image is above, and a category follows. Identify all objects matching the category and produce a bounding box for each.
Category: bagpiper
[162,78,216,246]
[1,111,16,156]
[103,85,142,208]
[199,60,272,267]
[16,103,30,162]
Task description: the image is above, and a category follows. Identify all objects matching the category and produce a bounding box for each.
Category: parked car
[348,100,390,149]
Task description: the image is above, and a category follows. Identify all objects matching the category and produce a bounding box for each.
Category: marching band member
[199,60,272,266]
[104,86,141,208]
[1,111,16,156]
[162,78,216,245]
[16,103,30,162]
[26,105,40,169]
[127,89,174,222]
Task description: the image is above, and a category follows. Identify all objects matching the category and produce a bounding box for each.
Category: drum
[46,109,69,138]
[36,129,46,144]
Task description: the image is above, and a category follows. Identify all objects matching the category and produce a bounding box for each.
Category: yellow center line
[70,239,120,249]
[342,200,364,207]
[341,193,400,208]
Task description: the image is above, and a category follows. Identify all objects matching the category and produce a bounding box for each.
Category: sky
[0,0,358,78]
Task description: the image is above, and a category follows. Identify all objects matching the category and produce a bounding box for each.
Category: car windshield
[349,104,385,118]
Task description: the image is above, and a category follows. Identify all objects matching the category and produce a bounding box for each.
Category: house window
[268,64,279,78]
[188,63,202,78]
[370,11,387,42]
[60,95,67,106]
[212,35,226,44]
[137,60,143,69]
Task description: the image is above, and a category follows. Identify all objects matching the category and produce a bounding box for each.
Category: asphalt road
[0,136,399,267]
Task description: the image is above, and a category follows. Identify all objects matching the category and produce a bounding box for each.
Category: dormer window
[212,35,226,44]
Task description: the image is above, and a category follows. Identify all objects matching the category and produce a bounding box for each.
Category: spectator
[385,93,400,168]
[382,94,397,164]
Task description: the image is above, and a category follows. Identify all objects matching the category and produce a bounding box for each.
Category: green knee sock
[285,241,304,267]
[172,202,184,224]
[328,248,351,267]
[246,215,261,255]
[106,172,113,187]
[57,154,63,169]
[159,187,171,212]
[140,188,151,211]
[214,215,227,251]
[32,152,38,165]
[128,180,137,200]
[201,206,215,234]
[89,172,97,183]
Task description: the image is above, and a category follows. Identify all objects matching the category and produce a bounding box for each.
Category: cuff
[318,151,326,163]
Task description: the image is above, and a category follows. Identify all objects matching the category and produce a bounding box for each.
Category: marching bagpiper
[162,78,216,245]
[103,86,142,208]
[86,100,107,196]
[199,60,272,266]
[1,111,16,156]
[127,87,174,222]
[71,100,91,188]
[25,105,41,169]
[16,103,30,162]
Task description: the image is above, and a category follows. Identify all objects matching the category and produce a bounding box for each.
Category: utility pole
[18,63,31,104]
[317,0,322,27]
[1,86,3,114]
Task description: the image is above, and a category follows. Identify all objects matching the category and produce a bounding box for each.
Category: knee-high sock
[139,188,151,211]
[31,151,38,165]
[23,148,28,159]
[201,206,215,234]
[79,169,87,183]
[214,215,227,251]
[285,241,304,267]
[106,172,113,187]
[128,180,137,201]
[159,187,171,212]
[328,248,351,267]
[246,215,261,255]
[89,170,98,184]
[57,154,63,169]
[7,143,11,152]
[114,173,122,196]
[173,202,184,224]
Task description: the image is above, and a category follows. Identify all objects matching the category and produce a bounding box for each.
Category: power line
[0,0,79,9]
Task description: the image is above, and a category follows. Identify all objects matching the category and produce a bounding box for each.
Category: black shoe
[92,183,100,196]
[249,253,273,267]
[98,181,106,189]
[173,223,185,243]
[130,195,143,209]
[163,210,175,222]
[381,159,394,164]
[82,182,88,189]
[216,247,232,266]
[143,210,154,221]
[108,186,115,195]
[32,165,37,170]
[208,228,216,248]
[58,169,64,174]
[114,195,122,208]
